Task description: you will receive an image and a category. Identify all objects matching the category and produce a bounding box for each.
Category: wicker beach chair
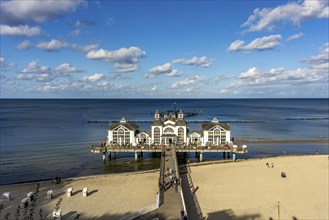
[67,187,73,197]
[2,192,11,201]
[53,209,62,220]
[47,190,53,199]
[83,188,88,197]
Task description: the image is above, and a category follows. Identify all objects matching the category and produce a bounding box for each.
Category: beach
[190,155,329,220]
[1,155,328,220]
[0,171,159,220]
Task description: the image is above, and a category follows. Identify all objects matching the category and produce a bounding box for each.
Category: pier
[92,144,247,219]
[90,109,248,219]
[91,143,248,162]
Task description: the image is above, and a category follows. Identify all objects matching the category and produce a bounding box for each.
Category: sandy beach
[1,155,328,220]
[190,155,329,220]
[0,171,158,220]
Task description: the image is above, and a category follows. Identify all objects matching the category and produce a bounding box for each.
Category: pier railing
[90,143,248,154]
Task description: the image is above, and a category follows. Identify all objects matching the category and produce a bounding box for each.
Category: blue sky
[0,0,328,98]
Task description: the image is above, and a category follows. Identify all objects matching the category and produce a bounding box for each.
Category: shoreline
[2,153,327,187]
[235,139,329,144]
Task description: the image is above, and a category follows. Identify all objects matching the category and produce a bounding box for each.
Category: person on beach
[271,163,274,168]
[266,162,269,167]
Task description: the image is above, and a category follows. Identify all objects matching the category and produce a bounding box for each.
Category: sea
[0,99,328,185]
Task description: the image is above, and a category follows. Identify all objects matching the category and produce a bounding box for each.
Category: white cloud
[113,63,139,73]
[0,56,4,63]
[170,75,208,89]
[242,1,329,32]
[83,73,105,83]
[301,43,329,69]
[86,46,146,64]
[1,0,85,25]
[16,40,32,50]
[36,39,98,52]
[145,63,181,78]
[21,60,51,73]
[36,39,68,51]
[287,33,304,41]
[172,56,214,68]
[18,60,81,82]
[0,25,41,36]
[55,63,81,75]
[228,35,281,52]
[16,73,50,82]
[150,85,158,92]
[71,44,98,52]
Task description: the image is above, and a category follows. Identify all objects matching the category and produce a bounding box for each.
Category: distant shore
[235,138,329,144]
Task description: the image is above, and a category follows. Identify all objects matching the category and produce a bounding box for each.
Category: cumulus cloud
[114,63,139,73]
[71,44,98,52]
[170,75,208,89]
[242,1,329,32]
[287,33,304,41]
[36,39,98,52]
[18,60,81,82]
[0,0,85,25]
[0,24,41,36]
[55,63,81,75]
[16,40,32,50]
[172,56,214,68]
[300,43,329,69]
[145,63,181,78]
[0,56,4,63]
[86,46,146,64]
[83,73,105,83]
[150,85,158,92]
[228,35,281,52]
[36,39,68,51]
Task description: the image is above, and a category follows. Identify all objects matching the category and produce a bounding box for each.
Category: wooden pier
[90,143,248,162]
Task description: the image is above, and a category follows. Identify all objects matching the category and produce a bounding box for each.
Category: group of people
[52,176,61,184]
[266,162,274,168]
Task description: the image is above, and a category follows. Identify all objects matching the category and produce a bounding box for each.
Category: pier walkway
[158,146,185,219]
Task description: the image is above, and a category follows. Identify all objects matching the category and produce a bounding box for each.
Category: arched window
[164,127,174,133]
[178,127,184,144]
[214,128,220,145]
[154,127,160,144]
[113,127,130,145]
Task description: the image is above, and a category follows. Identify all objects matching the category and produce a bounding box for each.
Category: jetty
[89,109,248,219]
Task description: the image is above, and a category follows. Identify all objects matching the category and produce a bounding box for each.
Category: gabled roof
[152,119,163,126]
[188,130,202,136]
[108,121,138,131]
[176,119,187,126]
[201,118,231,131]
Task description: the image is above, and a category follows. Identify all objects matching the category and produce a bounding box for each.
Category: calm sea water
[0,99,328,185]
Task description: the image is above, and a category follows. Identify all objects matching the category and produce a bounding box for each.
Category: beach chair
[53,209,62,220]
[27,191,34,202]
[67,187,73,197]
[83,188,88,197]
[20,198,28,208]
[47,190,53,199]
[2,192,11,201]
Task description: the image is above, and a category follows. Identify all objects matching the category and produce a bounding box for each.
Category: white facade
[108,111,231,146]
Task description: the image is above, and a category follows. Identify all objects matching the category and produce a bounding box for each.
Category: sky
[0,0,328,98]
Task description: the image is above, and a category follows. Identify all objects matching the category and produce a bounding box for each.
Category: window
[112,126,131,145]
[154,127,160,144]
[164,127,174,133]
[178,127,184,144]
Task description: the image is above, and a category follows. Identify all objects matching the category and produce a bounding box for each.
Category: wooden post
[223,152,226,159]
[227,152,230,159]
[278,201,280,220]
[108,152,111,160]
[135,152,138,162]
